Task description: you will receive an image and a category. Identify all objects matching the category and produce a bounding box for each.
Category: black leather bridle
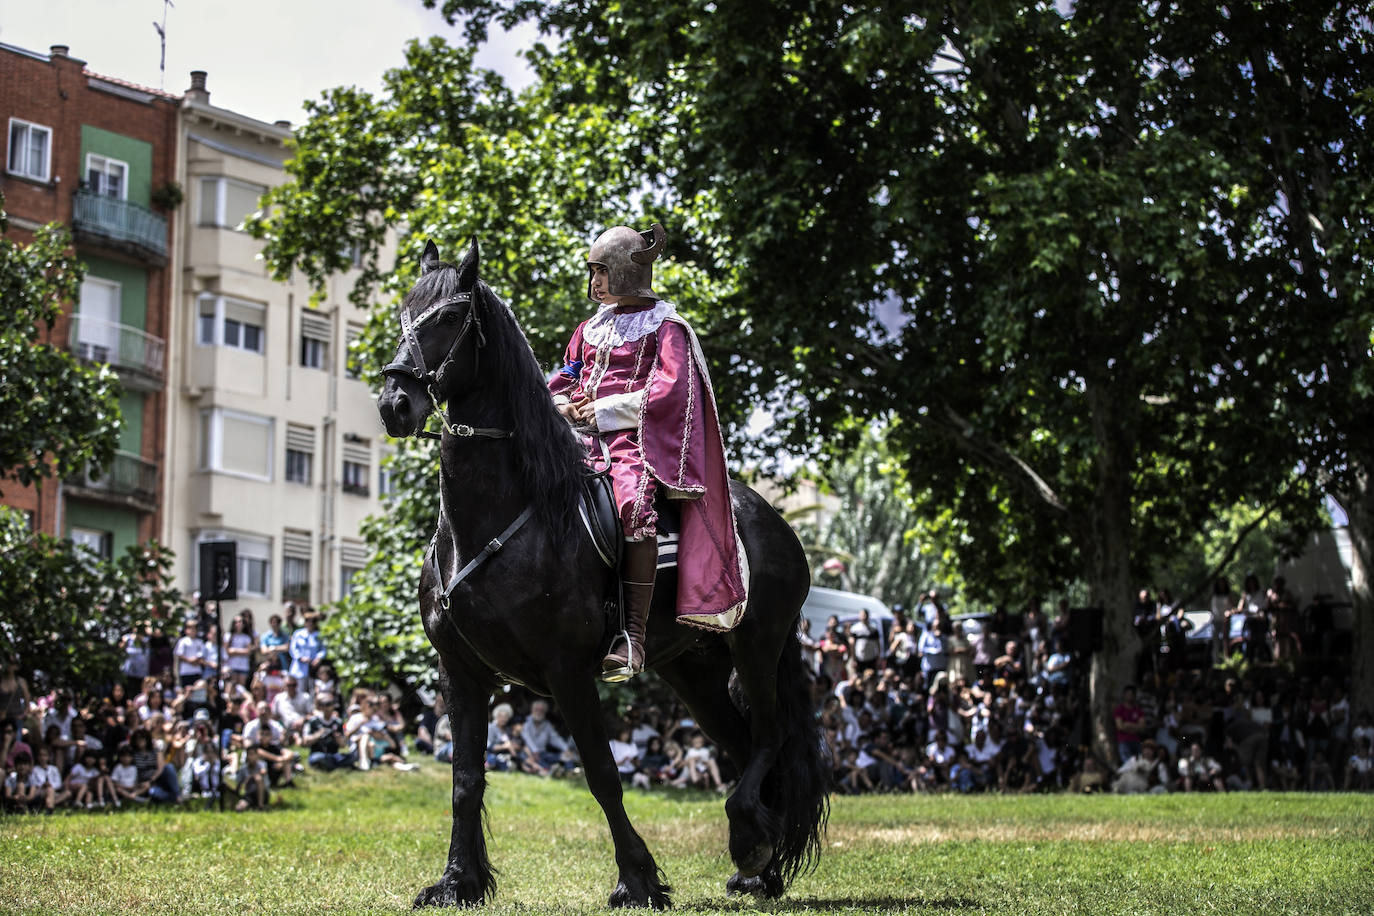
[381,291,511,441]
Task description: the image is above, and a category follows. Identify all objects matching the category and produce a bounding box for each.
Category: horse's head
[378,238,484,438]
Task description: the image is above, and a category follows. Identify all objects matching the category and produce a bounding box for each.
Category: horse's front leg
[551,675,672,909]
[414,658,497,909]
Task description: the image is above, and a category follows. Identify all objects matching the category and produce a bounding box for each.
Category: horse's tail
[762,627,830,888]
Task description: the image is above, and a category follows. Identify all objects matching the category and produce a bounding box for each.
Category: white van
[800,585,895,642]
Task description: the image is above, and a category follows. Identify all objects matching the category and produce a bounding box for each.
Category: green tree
[0,199,121,487]
[792,427,941,609]
[260,2,1370,755]
[0,198,187,686]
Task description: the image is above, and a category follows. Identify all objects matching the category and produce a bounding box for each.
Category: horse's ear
[420,239,441,275]
[455,236,479,288]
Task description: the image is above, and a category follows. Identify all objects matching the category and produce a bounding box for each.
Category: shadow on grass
[679,895,980,911]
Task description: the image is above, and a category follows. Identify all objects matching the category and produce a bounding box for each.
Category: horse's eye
[443,310,461,324]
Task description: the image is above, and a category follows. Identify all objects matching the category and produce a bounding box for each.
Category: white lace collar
[582,300,677,349]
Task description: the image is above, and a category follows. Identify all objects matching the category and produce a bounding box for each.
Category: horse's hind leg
[414,658,497,909]
[550,675,671,910]
[654,654,779,888]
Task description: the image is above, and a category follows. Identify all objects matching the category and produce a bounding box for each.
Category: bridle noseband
[381,291,511,441]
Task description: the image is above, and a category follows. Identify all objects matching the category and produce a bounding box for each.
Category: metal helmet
[587,223,666,302]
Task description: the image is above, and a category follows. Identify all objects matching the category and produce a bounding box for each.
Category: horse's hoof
[608,879,672,910]
[413,879,484,909]
[726,870,784,900]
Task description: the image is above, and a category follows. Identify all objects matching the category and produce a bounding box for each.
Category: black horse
[377,239,827,909]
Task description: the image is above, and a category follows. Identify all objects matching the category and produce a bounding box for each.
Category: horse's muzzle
[378,382,421,438]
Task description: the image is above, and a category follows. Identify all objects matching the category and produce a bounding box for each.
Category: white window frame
[194,531,271,599]
[197,175,267,230]
[70,526,112,560]
[199,407,274,482]
[197,293,266,354]
[85,152,129,200]
[7,118,52,182]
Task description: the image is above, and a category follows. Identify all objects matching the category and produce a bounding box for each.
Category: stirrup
[600,630,642,683]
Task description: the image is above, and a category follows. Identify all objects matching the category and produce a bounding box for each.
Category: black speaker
[199,540,238,601]
[1068,606,1103,655]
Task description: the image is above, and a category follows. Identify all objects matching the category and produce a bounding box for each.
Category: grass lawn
[2,760,1371,915]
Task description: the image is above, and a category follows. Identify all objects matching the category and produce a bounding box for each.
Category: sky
[1,0,537,125]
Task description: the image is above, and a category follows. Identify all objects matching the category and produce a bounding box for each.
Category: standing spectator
[119,626,152,697]
[1208,578,1233,665]
[848,609,882,674]
[1113,685,1147,763]
[0,659,31,737]
[888,620,918,679]
[917,590,944,630]
[289,612,327,694]
[224,617,255,687]
[1267,576,1301,662]
[147,617,174,686]
[303,694,356,771]
[972,626,999,686]
[201,623,224,686]
[797,618,821,673]
[918,619,948,682]
[817,619,849,684]
[259,613,291,672]
[174,620,205,688]
[945,621,974,685]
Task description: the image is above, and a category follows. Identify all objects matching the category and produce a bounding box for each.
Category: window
[300,312,331,370]
[70,526,112,560]
[198,176,266,229]
[340,565,363,598]
[345,322,365,380]
[197,294,266,354]
[199,408,273,480]
[285,423,314,484]
[86,153,127,199]
[282,530,311,602]
[8,118,52,181]
[76,277,121,363]
[196,532,270,598]
[342,460,369,496]
[342,440,370,496]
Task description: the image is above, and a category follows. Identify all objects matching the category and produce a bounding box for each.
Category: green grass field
[2,761,1371,915]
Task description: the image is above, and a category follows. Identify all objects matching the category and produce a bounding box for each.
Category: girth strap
[439,505,535,605]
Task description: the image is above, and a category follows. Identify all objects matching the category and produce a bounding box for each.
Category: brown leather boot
[602,539,656,683]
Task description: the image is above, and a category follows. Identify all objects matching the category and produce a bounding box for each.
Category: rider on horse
[550,223,749,682]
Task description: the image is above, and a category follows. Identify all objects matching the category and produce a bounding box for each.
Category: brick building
[1,41,179,556]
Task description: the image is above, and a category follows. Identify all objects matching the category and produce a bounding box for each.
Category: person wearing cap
[549,223,748,681]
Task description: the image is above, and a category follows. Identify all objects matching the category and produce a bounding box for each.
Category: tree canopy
[255,1,1374,737]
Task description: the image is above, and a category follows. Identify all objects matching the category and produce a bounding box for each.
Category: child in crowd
[235,744,270,811]
[31,745,71,811]
[111,746,149,804]
[3,753,42,813]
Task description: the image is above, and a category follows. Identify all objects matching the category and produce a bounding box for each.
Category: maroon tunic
[550,302,748,630]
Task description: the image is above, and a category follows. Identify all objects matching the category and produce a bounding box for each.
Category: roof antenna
[152,0,175,89]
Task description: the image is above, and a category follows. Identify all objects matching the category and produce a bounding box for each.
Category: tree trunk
[1082,388,1138,766]
[1346,462,1374,719]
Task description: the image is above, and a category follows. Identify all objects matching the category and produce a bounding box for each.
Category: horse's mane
[405,264,586,540]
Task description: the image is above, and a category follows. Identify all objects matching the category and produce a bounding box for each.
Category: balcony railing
[66,450,159,512]
[71,189,168,264]
[68,315,165,390]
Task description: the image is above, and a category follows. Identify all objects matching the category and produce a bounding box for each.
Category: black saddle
[578,470,680,572]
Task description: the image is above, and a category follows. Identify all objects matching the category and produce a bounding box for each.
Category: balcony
[71,189,169,265]
[65,450,159,513]
[68,315,166,391]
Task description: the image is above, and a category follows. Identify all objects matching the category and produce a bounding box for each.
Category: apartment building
[1,42,178,556]
[165,72,390,627]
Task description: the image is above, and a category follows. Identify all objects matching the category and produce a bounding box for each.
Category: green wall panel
[79,126,153,208]
[118,391,144,454]
[82,255,148,330]
[66,501,140,559]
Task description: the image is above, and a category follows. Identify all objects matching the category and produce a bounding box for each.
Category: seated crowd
[803,581,1371,795]
[1,604,420,816]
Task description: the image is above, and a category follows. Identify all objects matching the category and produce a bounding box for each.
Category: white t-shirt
[226,633,255,674]
[174,636,205,676]
[925,741,957,767]
[31,764,63,789]
[850,620,880,663]
[610,739,639,774]
[111,762,140,789]
[243,717,286,747]
[68,763,100,787]
[966,737,1002,764]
